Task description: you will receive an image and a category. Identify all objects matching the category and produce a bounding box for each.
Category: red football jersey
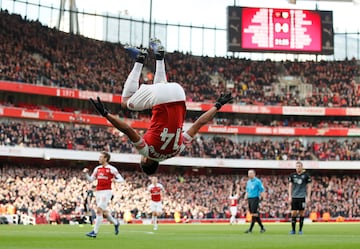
[92,165,119,191]
[143,101,187,160]
[148,183,165,202]
[229,195,238,207]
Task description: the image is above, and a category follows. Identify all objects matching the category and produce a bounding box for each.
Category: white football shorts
[150,201,163,213]
[95,190,113,210]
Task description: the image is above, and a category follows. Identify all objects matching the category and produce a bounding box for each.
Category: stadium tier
[0,165,359,224]
[0,10,359,107]
[0,8,360,226]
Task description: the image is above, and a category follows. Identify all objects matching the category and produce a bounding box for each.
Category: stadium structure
[0,0,359,226]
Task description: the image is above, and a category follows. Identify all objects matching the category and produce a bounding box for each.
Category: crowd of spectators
[1,10,360,107]
[0,165,359,224]
[1,120,359,160]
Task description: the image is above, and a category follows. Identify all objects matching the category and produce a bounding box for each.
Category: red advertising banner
[1,81,359,116]
[1,106,358,136]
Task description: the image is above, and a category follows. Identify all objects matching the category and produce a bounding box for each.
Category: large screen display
[227,6,334,54]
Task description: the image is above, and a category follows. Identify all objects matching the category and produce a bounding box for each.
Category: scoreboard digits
[227,6,334,54]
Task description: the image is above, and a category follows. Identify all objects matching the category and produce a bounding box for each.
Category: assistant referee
[244,169,266,233]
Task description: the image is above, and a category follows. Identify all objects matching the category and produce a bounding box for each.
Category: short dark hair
[140,160,159,175]
[101,151,111,162]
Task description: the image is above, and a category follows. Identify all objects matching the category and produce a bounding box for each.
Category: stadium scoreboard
[227,6,334,55]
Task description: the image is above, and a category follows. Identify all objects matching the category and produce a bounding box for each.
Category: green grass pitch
[1,223,360,249]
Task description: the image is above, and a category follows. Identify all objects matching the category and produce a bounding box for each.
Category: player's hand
[83,168,89,174]
[89,97,109,117]
[214,92,233,110]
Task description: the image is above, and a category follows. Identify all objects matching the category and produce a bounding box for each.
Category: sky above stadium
[1,0,360,59]
[73,0,359,32]
[2,0,359,32]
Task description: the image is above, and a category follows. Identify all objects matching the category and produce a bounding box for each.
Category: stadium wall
[1,146,359,169]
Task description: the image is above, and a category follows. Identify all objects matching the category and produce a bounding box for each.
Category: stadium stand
[1,10,359,106]
[0,120,359,160]
[0,10,360,226]
[0,165,359,224]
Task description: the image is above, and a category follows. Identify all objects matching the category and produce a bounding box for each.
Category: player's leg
[150,38,167,84]
[103,210,120,235]
[155,202,163,230]
[245,199,256,233]
[298,199,306,234]
[103,191,120,235]
[298,210,305,234]
[230,207,236,224]
[290,198,299,234]
[254,198,265,232]
[103,210,118,225]
[87,190,112,237]
[94,207,104,233]
[121,47,148,109]
[291,211,297,232]
[127,82,185,111]
[86,192,103,237]
[150,201,157,230]
[153,202,162,230]
[153,211,158,230]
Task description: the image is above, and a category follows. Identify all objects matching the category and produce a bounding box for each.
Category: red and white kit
[122,57,193,162]
[148,183,165,213]
[89,165,123,210]
[229,194,239,216]
[128,83,193,161]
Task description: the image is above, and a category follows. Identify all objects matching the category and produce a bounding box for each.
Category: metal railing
[1,0,360,60]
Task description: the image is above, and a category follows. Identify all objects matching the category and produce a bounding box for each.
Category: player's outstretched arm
[185,93,233,138]
[83,168,95,182]
[90,97,142,144]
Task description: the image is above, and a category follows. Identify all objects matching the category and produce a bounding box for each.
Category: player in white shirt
[83,151,125,238]
[147,176,165,230]
[229,184,240,225]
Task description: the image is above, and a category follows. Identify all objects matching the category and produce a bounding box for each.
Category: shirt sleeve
[86,167,97,182]
[137,143,149,157]
[132,137,146,149]
[306,174,312,183]
[258,179,265,193]
[182,132,193,144]
[111,166,125,183]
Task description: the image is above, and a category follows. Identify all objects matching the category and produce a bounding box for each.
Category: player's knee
[96,207,104,215]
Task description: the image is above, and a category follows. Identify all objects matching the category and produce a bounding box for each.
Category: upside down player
[90,39,233,175]
[83,151,125,238]
[147,176,165,230]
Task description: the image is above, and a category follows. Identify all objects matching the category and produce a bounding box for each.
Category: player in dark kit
[288,161,312,235]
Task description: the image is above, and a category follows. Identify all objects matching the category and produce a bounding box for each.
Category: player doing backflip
[90,39,233,175]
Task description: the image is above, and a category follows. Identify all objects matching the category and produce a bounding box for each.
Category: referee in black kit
[288,161,312,235]
[244,169,266,233]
